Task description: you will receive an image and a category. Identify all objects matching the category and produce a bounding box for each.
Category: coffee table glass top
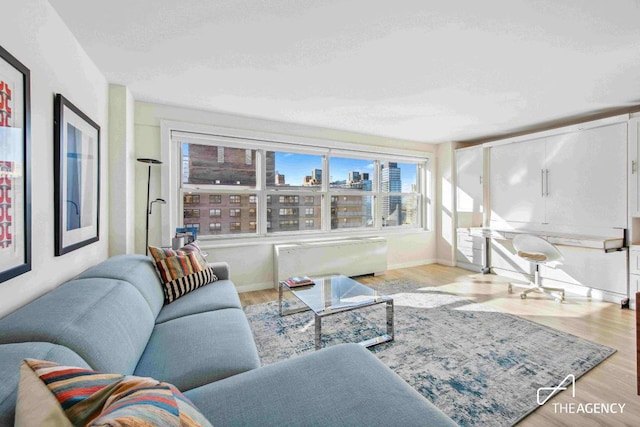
[285,275,390,315]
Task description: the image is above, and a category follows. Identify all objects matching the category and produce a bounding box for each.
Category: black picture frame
[0,45,31,283]
[54,94,100,256]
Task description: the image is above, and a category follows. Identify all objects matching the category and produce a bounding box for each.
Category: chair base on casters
[508,282,565,302]
[509,234,566,303]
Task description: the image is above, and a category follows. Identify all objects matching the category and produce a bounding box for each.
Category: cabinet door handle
[545,169,550,196]
[479,175,483,184]
[541,169,545,196]
[633,160,637,174]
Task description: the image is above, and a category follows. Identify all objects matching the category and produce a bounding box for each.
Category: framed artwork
[54,94,100,256]
[0,45,31,283]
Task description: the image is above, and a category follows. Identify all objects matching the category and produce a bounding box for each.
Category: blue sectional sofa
[0,254,457,426]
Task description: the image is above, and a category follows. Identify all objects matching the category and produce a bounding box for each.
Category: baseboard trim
[456,261,483,272]
[236,281,274,293]
[388,259,436,270]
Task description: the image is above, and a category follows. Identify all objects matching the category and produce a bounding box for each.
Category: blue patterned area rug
[244,279,616,426]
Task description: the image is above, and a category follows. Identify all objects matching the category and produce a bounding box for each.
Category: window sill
[196,227,432,250]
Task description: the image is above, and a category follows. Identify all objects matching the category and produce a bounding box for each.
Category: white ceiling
[48,0,640,144]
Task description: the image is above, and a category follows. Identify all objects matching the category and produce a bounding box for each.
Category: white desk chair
[508,234,565,302]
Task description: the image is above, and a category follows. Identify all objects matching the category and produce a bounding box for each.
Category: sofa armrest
[208,262,229,281]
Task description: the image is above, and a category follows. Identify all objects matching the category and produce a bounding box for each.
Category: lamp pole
[137,158,162,255]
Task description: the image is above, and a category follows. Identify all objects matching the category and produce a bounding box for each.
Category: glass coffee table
[278,274,394,350]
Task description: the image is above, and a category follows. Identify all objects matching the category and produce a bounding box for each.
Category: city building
[381,162,402,226]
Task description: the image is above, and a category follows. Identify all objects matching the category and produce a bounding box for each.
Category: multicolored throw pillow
[149,242,218,303]
[16,359,213,427]
[149,241,208,269]
[152,250,204,283]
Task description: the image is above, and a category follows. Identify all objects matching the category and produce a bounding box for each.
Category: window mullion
[321,155,330,232]
[257,149,267,235]
[374,160,381,229]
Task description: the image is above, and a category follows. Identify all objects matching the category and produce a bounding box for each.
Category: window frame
[162,122,432,244]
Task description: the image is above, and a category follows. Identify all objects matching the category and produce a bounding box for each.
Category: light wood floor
[239,264,639,427]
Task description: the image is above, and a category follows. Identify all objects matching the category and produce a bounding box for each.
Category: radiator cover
[273,237,387,287]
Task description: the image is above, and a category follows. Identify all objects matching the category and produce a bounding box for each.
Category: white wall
[436,142,455,265]
[134,101,438,291]
[0,0,109,318]
[108,85,135,255]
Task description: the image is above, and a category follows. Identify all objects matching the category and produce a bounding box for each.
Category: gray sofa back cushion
[0,277,155,374]
[77,254,165,317]
[0,342,90,426]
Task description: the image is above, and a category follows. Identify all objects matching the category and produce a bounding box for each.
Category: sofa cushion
[16,359,212,427]
[150,246,219,303]
[0,342,90,426]
[0,278,155,375]
[149,241,208,269]
[76,254,166,317]
[135,308,260,391]
[152,250,204,283]
[179,240,208,261]
[155,279,242,324]
[185,343,458,427]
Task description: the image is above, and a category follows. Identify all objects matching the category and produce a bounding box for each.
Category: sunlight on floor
[391,291,469,309]
[478,297,615,318]
[453,302,502,312]
[433,274,618,319]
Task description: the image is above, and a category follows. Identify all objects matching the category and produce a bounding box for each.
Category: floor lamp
[138,158,162,255]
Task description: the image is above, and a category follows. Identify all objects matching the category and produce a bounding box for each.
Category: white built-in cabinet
[490,122,627,230]
[483,119,629,303]
[546,123,626,228]
[628,115,640,308]
[456,229,485,272]
[490,137,546,224]
[628,117,640,218]
[629,246,640,309]
[455,146,485,271]
[455,146,483,215]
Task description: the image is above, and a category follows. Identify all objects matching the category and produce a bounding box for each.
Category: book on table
[285,275,315,287]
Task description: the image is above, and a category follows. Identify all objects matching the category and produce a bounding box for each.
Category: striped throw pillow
[149,241,208,270]
[16,359,212,427]
[153,251,202,283]
[149,245,218,303]
[162,266,218,303]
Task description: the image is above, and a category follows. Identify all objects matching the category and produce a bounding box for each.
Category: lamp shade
[137,158,162,165]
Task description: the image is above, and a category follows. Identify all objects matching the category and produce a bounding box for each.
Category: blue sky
[183,144,417,190]
[275,153,375,185]
[275,153,417,190]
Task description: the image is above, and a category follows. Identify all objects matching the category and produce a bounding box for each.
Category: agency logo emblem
[537,374,575,406]
[537,374,626,415]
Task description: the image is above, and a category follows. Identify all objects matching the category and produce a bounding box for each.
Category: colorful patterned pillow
[15,359,213,427]
[152,250,203,283]
[149,241,208,269]
[149,244,218,303]
[179,241,209,265]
